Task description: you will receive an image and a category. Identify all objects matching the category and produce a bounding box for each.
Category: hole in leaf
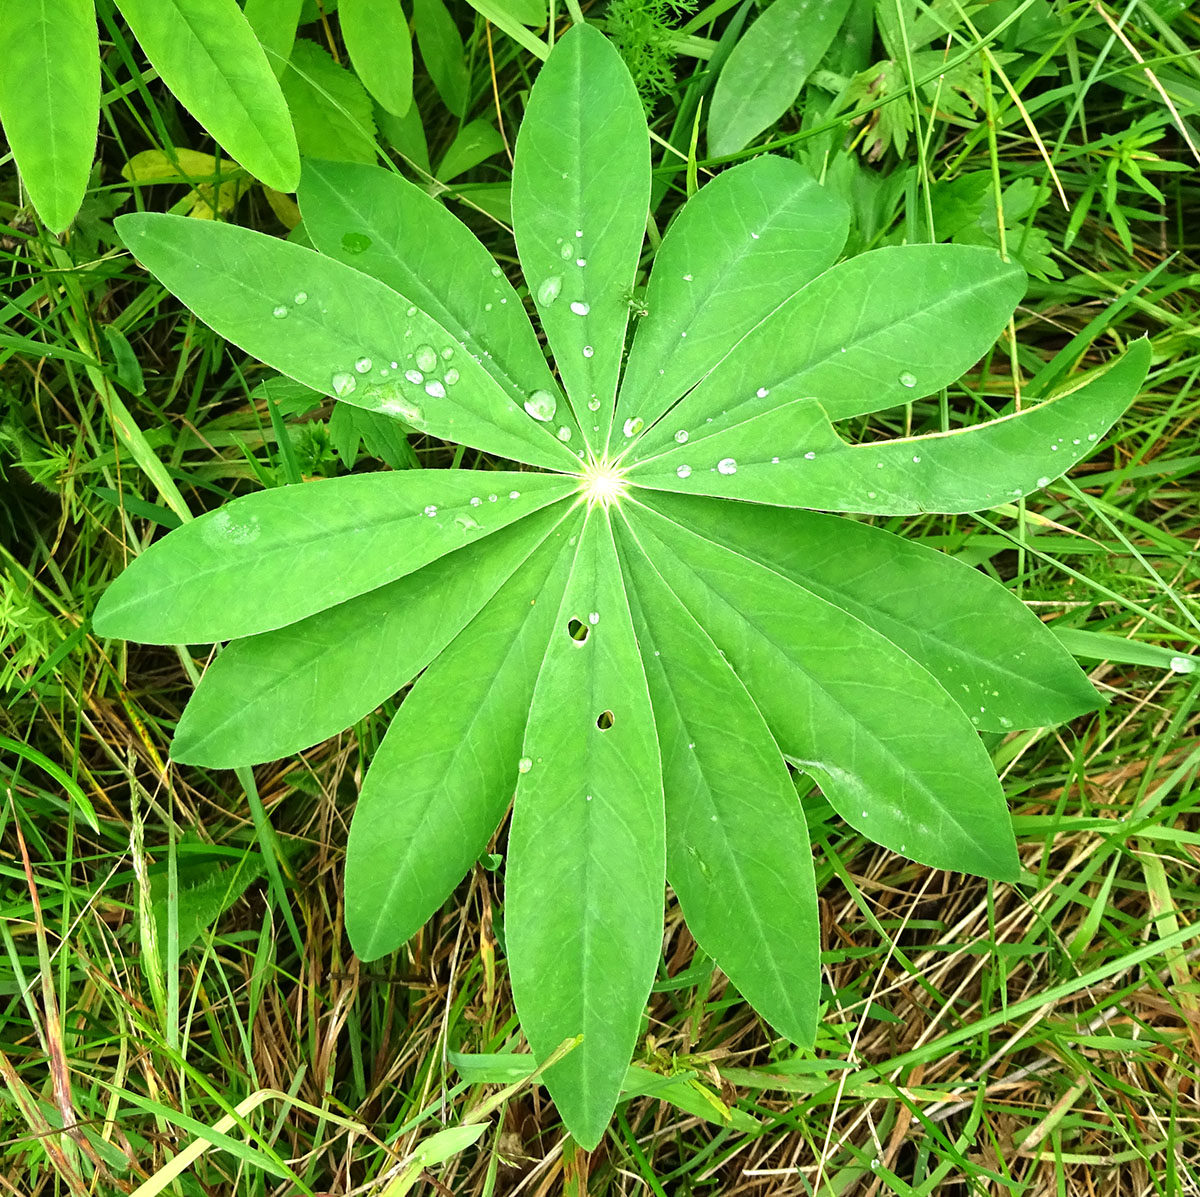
[567,617,589,643]
[596,710,614,730]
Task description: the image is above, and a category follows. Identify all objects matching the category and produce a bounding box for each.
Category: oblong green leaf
[243,0,303,77]
[645,492,1101,732]
[173,503,571,765]
[630,244,1026,463]
[298,160,573,439]
[513,22,651,454]
[0,0,99,232]
[616,156,850,435]
[114,0,300,193]
[507,509,665,1149]
[626,498,1019,881]
[93,470,574,644]
[413,0,470,115]
[341,0,413,116]
[708,0,854,159]
[115,213,582,471]
[620,530,819,1043]
[345,518,579,958]
[628,341,1151,516]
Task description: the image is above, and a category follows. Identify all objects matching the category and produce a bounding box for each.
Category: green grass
[3,0,1199,1192]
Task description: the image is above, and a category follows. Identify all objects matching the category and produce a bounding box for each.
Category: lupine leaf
[341,0,413,116]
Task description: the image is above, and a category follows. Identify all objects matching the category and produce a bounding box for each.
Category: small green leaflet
[95,22,1151,1149]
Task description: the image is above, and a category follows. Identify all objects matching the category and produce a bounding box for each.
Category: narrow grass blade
[345,516,580,958]
[632,245,1025,454]
[115,213,582,471]
[93,471,574,644]
[0,0,99,232]
[628,498,1019,881]
[113,0,300,193]
[341,0,413,116]
[650,493,1102,732]
[506,508,665,1148]
[629,341,1151,515]
[299,160,573,438]
[513,23,650,453]
[616,156,849,435]
[708,0,853,158]
[619,529,820,1044]
[173,503,570,765]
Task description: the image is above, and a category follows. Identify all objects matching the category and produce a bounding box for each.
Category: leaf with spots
[97,21,1150,1148]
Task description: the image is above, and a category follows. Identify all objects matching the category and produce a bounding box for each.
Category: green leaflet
[619,525,820,1043]
[96,20,1153,1149]
[281,38,378,165]
[616,155,850,435]
[243,0,303,77]
[173,503,570,766]
[114,213,582,471]
[340,0,413,116]
[298,160,570,431]
[708,0,854,159]
[626,497,1020,881]
[646,493,1100,733]
[628,341,1151,515]
[513,23,650,454]
[113,0,300,193]
[413,0,470,115]
[345,519,578,958]
[507,509,664,1149]
[93,471,574,643]
[0,0,99,232]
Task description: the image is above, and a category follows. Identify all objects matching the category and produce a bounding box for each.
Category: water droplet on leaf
[415,344,437,373]
[524,389,557,422]
[623,416,643,437]
[570,301,590,316]
[717,458,737,475]
[331,372,357,397]
[899,371,917,388]
[537,276,562,305]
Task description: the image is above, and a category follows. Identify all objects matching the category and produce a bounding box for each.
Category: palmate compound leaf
[97,21,1152,1150]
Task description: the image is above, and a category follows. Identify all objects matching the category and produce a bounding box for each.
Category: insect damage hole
[596,710,615,730]
[567,617,590,643]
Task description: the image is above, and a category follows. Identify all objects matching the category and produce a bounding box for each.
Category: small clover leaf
[95,23,1151,1148]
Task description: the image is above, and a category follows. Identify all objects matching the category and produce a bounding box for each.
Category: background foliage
[1,0,1198,1193]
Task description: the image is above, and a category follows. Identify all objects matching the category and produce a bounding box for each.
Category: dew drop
[560,244,573,260]
[424,380,446,398]
[570,301,590,316]
[898,371,917,388]
[587,397,601,411]
[575,229,584,238]
[424,504,437,517]
[582,345,594,358]
[405,369,424,384]
[518,757,533,774]
[406,305,417,317]
[469,496,481,507]
[676,464,692,479]
[912,455,921,464]
[415,344,438,373]
[717,457,737,475]
[682,273,693,281]
[355,356,372,373]
[674,429,688,444]
[455,514,480,533]
[588,612,600,624]
[576,258,587,267]
[804,451,816,460]
[524,389,557,422]
[331,371,357,398]
[537,275,562,305]
[272,304,288,319]
[756,386,769,398]
[490,264,503,278]
[293,291,308,305]
[1036,476,1050,488]
[1171,656,1195,674]
[444,368,460,385]
[557,426,572,441]
[623,416,644,438]
[341,232,371,254]
[488,493,498,502]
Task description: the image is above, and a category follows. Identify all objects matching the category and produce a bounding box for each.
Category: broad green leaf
[616,156,850,434]
[628,341,1151,516]
[341,0,413,116]
[298,160,569,430]
[708,0,854,158]
[93,471,574,643]
[513,23,650,453]
[626,498,1020,881]
[281,38,378,165]
[413,0,470,116]
[114,213,582,471]
[172,503,570,765]
[113,0,300,193]
[0,0,99,232]
[436,119,505,181]
[243,0,303,77]
[620,532,819,1043]
[507,509,664,1149]
[345,520,578,958]
[645,493,1101,733]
